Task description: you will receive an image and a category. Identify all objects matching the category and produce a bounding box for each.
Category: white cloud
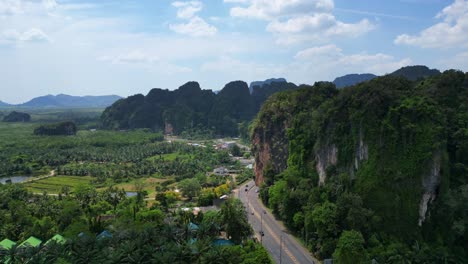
[229,0,334,20]
[1,28,49,43]
[170,1,217,36]
[226,0,375,44]
[172,1,202,19]
[0,0,23,15]
[201,55,285,81]
[98,50,192,74]
[294,44,412,75]
[100,50,159,65]
[395,0,468,48]
[170,16,217,37]
[294,44,342,59]
[42,0,58,10]
[224,0,250,3]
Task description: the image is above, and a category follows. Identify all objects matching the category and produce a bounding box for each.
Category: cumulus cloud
[395,0,468,48]
[169,16,217,37]
[172,1,202,19]
[1,28,50,43]
[229,0,334,20]
[225,0,375,44]
[267,14,374,37]
[170,1,217,37]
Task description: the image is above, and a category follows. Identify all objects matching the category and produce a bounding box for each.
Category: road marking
[251,204,300,264]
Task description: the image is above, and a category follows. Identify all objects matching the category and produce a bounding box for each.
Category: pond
[0,176,34,184]
[125,191,138,197]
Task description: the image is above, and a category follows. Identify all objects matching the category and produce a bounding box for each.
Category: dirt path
[22,169,56,183]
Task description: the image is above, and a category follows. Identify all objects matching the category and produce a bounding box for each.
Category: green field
[24,176,94,194]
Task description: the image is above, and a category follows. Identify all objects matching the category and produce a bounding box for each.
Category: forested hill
[390,65,440,81]
[101,80,297,136]
[251,70,468,262]
[333,73,377,88]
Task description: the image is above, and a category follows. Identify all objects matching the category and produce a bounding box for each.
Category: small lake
[0,176,35,184]
[125,191,138,197]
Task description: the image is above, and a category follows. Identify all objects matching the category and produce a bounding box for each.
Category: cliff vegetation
[252,70,468,262]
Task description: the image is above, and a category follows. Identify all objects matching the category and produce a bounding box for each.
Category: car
[245,188,248,192]
[245,184,248,188]
[255,188,259,193]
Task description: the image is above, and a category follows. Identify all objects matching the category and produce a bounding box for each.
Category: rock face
[315,144,338,185]
[418,151,442,226]
[252,118,290,186]
[353,129,369,175]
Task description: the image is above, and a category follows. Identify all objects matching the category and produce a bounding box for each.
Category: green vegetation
[2,111,30,122]
[23,176,94,194]
[34,121,77,136]
[0,183,270,263]
[0,107,264,262]
[253,70,468,262]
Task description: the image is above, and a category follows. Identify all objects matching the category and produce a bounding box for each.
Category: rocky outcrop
[418,151,442,226]
[164,122,174,135]
[252,121,289,186]
[353,129,369,174]
[315,144,338,185]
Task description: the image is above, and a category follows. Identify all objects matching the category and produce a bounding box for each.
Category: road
[237,180,319,264]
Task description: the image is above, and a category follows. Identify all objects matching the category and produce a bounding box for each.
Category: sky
[0,0,467,104]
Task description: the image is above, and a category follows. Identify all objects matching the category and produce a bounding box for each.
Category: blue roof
[97,230,113,240]
[213,239,234,246]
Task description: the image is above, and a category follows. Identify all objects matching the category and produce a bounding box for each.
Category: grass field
[146,152,192,162]
[24,176,94,194]
[103,177,170,197]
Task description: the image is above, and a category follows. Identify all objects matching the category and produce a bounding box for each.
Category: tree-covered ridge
[389,65,440,81]
[101,80,297,136]
[252,70,468,262]
[34,122,77,136]
[3,111,31,122]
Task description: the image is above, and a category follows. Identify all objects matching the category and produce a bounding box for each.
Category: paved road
[237,180,319,264]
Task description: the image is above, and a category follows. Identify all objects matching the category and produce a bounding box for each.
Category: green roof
[18,236,42,248]
[0,239,16,250]
[45,234,66,245]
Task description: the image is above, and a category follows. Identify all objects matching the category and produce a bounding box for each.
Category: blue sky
[0,0,467,103]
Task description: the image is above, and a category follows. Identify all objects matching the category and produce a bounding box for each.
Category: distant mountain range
[333,65,441,88]
[0,101,11,107]
[0,94,122,109]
